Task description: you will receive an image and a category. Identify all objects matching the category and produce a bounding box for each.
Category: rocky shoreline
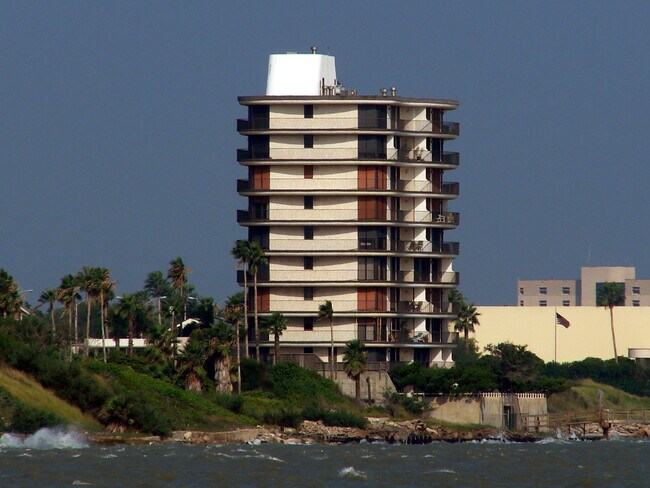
[90,418,650,446]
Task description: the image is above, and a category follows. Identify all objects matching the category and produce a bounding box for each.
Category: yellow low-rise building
[473,306,650,364]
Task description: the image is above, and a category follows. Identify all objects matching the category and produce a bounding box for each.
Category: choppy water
[0,428,648,487]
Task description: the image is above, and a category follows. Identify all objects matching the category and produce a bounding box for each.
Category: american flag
[556,313,570,328]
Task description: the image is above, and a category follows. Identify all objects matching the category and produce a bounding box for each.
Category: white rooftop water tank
[266,53,337,96]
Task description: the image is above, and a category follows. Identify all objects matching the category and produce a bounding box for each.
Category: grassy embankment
[0,366,101,432]
[548,378,650,413]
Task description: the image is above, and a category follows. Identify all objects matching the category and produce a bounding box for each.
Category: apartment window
[249,166,270,190]
[358,226,387,250]
[357,287,387,311]
[539,300,547,307]
[248,135,269,158]
[357,318,378,342]
[358,135,387,159]
[358,105,387,129]
[633,300,640,307]
[304,257,313,270]
[358,166,387,190]
[304,196,313,209]
[562,300,570,306]
[304,105,313,118]
[249,197,269,220]
[304,347,314,354]
[519,287,524,295]
[358,257,386,281]
[633,286,641,294]
[539,287,547,295]
[358,196,387,220]
[304,226,314,240]
[303,318,314,331]
[304,165,314,179]
[519,300,524,306]
[248,226,269,250]
[304,135,314,148]
[304,287,314,300]
[248,105,269,129]
[562,286,571,295]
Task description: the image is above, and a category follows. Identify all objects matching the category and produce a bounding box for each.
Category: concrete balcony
[396,241,459,255]
[265,239,459,256]
[396,119,460,136]
[396,271,460,286]
[395,211,459,225]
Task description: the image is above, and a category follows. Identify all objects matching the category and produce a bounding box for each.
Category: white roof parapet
[266,53,337,96]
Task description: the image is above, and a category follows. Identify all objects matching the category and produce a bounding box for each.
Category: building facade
[518,266,650,307]
[474,306,650,366]
[236,50,461,368]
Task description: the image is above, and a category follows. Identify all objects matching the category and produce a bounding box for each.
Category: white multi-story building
[236,49,461,368]
[518,266,650,307]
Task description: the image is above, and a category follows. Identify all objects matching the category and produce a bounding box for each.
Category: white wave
[339,467,367,479]
[0,427,88,450]
[434,468,456,474]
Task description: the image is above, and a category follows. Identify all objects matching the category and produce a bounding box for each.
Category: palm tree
[318,300,336,379]
[597,282,625,364]
[79,266,101,357]
[248,241,268,360]
[144,271,171,325]
[205,320,236,394]
[231,240,251,359]
[37,288,58,334]
[223,292,244,393]
[454,302,481,341]
[263,312,288,365]
[168,257,191,322]
[448,289,464,306]
[57,274,81,348]
[177,339,208,392]
[115,293,145,357]
[343,339,367,402]
[0,269,20,319]
[95,267,115,362]
[163,293,184,358]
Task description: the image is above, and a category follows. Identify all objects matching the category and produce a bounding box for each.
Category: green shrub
[270,362,343,402]
[100,392,173,437]
[384,392,430,415]
[241,358,275,391]
[10,403,63,434]
[263,408,303,428]
[212,393,244,414]
[301,402,366,428]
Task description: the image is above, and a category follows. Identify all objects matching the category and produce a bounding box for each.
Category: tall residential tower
[237,50,460,369]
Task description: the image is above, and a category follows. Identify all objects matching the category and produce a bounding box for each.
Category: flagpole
[554,307,557,363]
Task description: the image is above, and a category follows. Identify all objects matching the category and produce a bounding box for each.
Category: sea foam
[0,427,88,450]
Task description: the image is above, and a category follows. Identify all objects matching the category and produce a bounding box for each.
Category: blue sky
[2,0,649,306]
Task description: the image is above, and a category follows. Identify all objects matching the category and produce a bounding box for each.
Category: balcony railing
[264,299,458,315]
[238,146,460,165]
[396,271,459,285]
[236,208,269,222]
[395,241,460,255]
[441,182,459,196]
[238,209,459,224]
[263,239,459,255]
[236,177,456,195]
[396,119,460,136]
[394,211,459,224]
[440,151,460,166]
[236,269,270,283]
